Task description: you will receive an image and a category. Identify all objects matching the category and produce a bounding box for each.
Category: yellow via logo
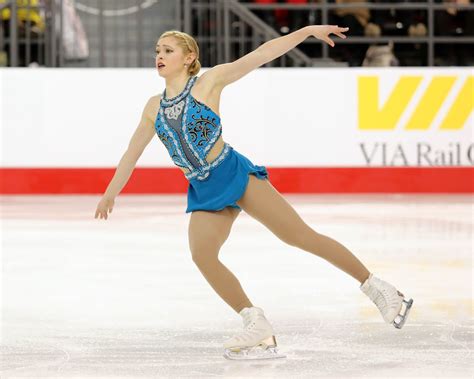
[358,76,473,130]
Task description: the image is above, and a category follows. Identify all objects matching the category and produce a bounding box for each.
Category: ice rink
[1,194,472,378]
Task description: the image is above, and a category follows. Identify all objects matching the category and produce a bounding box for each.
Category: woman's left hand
[306,25,349,47]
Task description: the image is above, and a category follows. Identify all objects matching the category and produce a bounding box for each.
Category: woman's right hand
[95,196,115,220]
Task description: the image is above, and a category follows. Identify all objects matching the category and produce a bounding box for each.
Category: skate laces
[242,308,263,330]
[229,308,267,341]
[369,288,387,310]
[365,277,395,316]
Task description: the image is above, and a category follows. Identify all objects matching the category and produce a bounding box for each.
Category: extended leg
[235,175,413,329]
[236,175,371,285]
[188,207,285,357]
[188,206,253,313]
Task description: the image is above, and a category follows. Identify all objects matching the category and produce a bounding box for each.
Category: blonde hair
[158,30,201,76]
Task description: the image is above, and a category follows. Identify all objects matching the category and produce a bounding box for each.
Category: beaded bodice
[155,75,230,181]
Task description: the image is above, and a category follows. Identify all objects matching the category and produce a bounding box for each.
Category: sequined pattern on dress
[155,75,229,181]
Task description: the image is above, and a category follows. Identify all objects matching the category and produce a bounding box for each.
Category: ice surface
[1,194,473,378]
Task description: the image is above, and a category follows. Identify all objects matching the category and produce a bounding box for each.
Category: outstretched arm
[205,25,349,88]
[259,25,348,61]
[102,96,158,199]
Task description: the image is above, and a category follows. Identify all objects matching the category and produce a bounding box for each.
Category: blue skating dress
[154,75,269,213]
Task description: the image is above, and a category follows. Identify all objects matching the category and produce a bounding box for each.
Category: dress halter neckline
[162,76,196,103]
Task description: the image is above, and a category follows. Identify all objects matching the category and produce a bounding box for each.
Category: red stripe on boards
[0,167,472,194]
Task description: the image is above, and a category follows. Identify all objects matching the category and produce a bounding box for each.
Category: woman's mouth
[158,63,165,69]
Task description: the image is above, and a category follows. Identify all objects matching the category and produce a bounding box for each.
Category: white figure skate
[223,306,286,360]
[360,273,413,329]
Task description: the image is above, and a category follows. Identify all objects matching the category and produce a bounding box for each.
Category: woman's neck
[165,74,192,99]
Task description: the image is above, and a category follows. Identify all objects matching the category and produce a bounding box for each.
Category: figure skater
[94,25,413,360]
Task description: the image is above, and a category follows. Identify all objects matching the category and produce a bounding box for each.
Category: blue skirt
[186,145,269,213]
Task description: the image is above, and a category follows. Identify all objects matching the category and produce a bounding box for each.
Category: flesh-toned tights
[188,175,371,314]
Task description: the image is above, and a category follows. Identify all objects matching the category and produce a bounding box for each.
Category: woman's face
[155,37,193,77]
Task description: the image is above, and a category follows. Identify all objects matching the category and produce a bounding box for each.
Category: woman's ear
[187,52,197,65]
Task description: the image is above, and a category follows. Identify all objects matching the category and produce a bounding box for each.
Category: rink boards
[1,68,472,193]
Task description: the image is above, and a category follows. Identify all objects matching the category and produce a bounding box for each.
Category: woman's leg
[188,206,253,313]
[236,175,371,285]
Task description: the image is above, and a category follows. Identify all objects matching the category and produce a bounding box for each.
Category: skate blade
[223,336,286,361]
[223,346,286,360]
[392,298,413,329]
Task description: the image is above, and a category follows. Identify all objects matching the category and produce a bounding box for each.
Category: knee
[279,232,301,248]
[191,252,220,273]
[189,242,220,269]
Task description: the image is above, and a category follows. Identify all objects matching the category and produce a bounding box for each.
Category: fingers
[94,208,110,220]
[326,26,349,47]
[324,37,335,47]
[331,25,349,33]
[331,25,349,40]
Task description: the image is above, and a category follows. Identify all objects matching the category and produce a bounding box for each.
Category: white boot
[223,306,285,360]
[360,273,413,329]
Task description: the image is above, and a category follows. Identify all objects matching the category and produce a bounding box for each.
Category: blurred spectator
[369,0,428,66]
[0,0,45,66]
[370,0,427,37]
[241,0,474,66]
[434,0,474,65]
[333,0,370,35]
[330,0,371,65]
[362,41,399,66]
[435,0,474,36]
[0,0,45,32]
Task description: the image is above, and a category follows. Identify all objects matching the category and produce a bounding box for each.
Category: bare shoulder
[146,94,162,109]
[143,94,162,122]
